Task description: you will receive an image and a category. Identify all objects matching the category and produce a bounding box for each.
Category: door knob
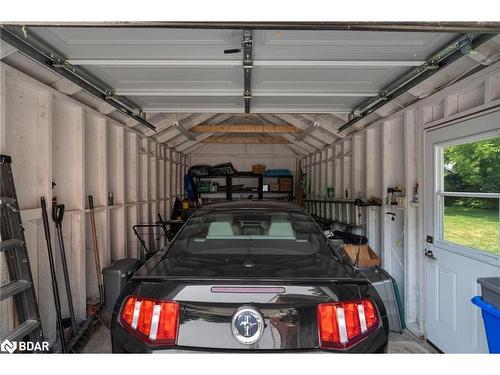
[425,250,437,260]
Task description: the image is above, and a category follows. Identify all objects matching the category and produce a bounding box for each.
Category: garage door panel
[24,27,462,115]
[29,27,242,60]
[132,95,244,112]
[253,66,409,93]
[255,30,458,60]
[30,27,457,62]
[252,96,363,112]
[84,66,241,92]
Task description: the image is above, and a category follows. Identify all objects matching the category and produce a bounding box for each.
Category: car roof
[197,200,302,213]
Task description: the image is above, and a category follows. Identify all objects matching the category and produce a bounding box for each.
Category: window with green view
[441,136,500,255]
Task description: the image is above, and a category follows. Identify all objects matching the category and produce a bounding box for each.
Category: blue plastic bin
[471,296,500,353]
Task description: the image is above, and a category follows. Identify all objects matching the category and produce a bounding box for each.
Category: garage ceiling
[2,26,499,154]
[27,27,457,114]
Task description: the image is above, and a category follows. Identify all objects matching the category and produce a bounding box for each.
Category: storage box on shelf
[279,181,292,191]
[342,244,381,268]
[194,173,264,200]
[269,183,280,192]
[263,175,294,200]
[252,164,266,174]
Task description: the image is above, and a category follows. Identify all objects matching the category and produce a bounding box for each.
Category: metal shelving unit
[194,173,264,200]
[305,198,382,230]
[194,173,294,201]
[263,175,294,201]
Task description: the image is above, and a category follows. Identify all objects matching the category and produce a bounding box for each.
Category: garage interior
[1,23,500,354]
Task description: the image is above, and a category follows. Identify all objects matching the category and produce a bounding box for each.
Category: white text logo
[1,339,17,353]
[1,339,49,353]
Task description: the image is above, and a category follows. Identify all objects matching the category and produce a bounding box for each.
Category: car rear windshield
[168,209,328,256]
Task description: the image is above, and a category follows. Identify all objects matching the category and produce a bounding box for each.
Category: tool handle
[52,203,65,225]
[224,48,241,54]
[88,195,94,210]
[41,196,67,353]
[41,197,51,239]
[88,194,103,305]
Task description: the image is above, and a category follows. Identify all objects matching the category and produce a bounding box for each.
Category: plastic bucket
[471,296,500,353]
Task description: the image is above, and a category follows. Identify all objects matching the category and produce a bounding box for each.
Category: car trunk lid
[127,280,374,350]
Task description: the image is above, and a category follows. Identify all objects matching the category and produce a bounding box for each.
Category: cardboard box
[278,177,292,185]
[270,183,280,192]
[279,177,292,192]
[342,244,380,268]
[252,164,266,174]
[280,184,292,192]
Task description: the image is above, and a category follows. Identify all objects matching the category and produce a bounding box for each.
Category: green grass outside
[444,206,499,255]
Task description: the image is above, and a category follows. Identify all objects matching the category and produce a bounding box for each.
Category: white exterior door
[424,110,500,353]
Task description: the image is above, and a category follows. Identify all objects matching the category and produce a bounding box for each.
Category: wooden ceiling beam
[201,137,291,144]
[257,114,320,152]
[189,124,300,133]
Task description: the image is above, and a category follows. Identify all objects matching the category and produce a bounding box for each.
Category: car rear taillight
[120,296,179,345]
[317,299,379,350]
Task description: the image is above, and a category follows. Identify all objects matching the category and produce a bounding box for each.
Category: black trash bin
[102,258,139,325]
[478,277,500,310]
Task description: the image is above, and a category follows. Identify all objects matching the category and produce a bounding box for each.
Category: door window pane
[443,196,499,255]
[443,136,500,193]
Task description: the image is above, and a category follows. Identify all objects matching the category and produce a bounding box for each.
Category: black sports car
[111,201,389,353]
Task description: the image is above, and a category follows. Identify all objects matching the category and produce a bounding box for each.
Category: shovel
[52,203,79,336]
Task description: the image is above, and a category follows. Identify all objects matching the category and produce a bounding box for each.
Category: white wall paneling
[364,125,382,255]
[125,132,139,258]
[314,151,321,215]
[164,148,171,216]
[320,149,327,217]
[0,63,181,342]
[380,118,406,305]
[326,146,334,219]
[403,109,423,333]
[1,70,56,340]
[191,144,298,172]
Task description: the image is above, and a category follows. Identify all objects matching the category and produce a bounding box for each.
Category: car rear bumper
[111,323,388,353]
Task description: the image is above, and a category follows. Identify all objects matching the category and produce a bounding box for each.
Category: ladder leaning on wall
[0,154,44,348]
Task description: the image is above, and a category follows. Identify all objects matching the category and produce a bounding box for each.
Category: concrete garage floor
[82,325,437,354]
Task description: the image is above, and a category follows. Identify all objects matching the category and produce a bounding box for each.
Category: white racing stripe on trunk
[358,304,368,333]
[336,307,348,343]
[131,301,142,329]
[149,304,162,340]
